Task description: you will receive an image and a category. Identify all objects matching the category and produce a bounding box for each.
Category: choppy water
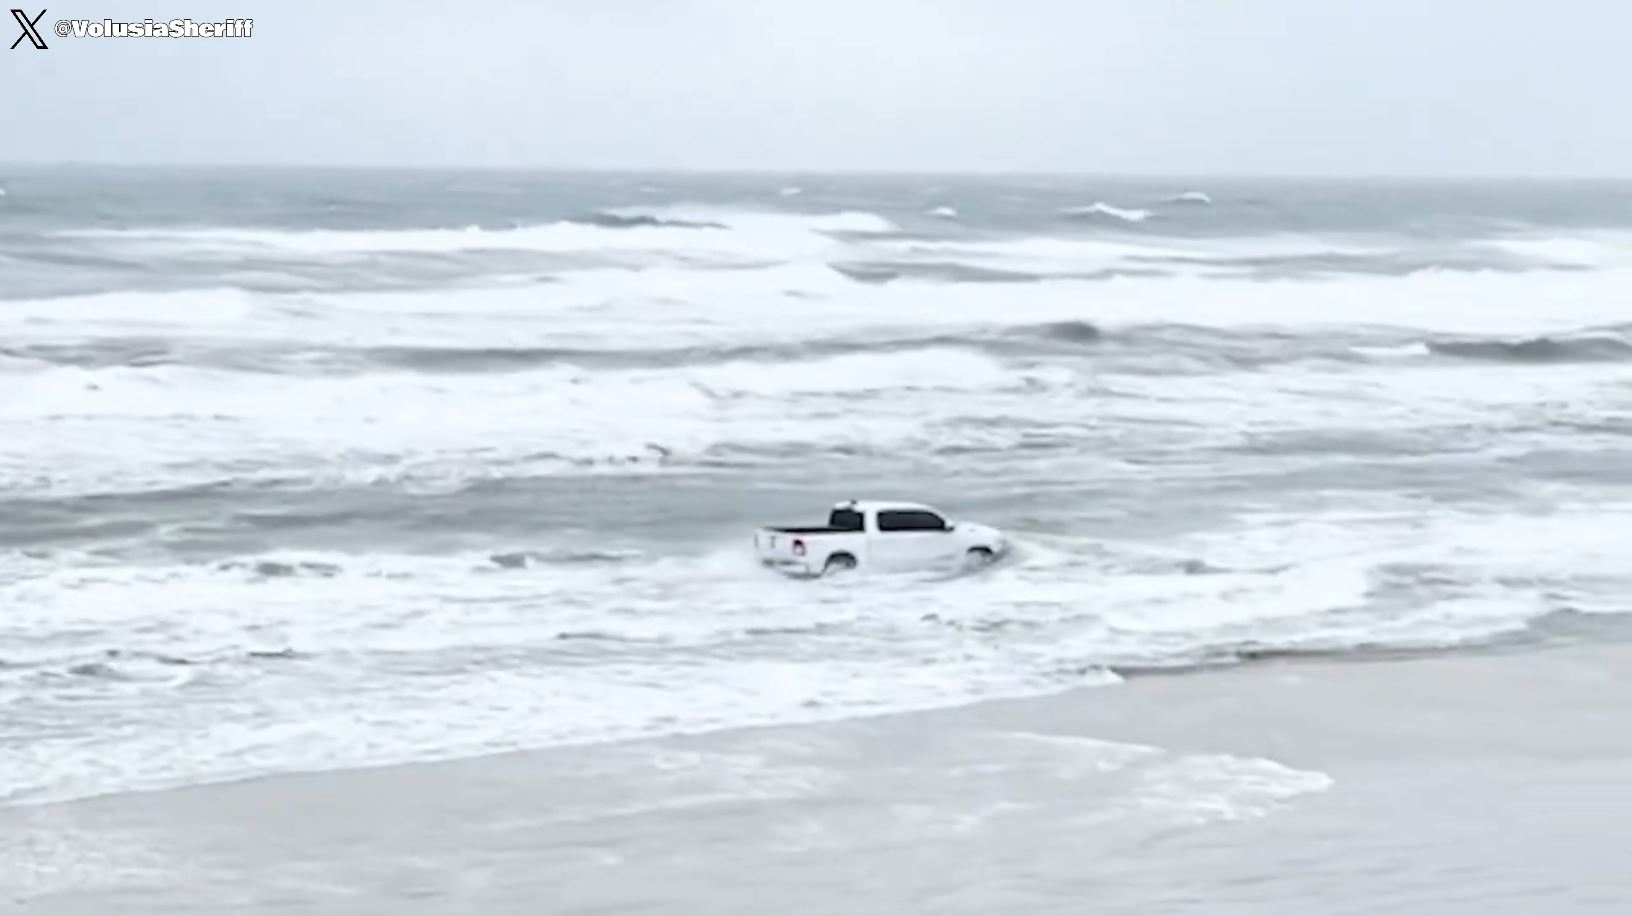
[4,167,1632,809]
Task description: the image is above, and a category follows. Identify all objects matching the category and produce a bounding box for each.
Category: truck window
[827,508,864,531]
[877,510,947,531]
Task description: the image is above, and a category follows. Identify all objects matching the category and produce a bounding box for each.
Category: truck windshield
[827,509,864,531]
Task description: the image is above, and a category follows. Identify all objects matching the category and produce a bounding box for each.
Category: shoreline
[8,639,1632,914]
[0,634,1573,815]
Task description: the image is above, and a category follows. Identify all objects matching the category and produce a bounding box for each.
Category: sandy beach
[8,638,1631,915]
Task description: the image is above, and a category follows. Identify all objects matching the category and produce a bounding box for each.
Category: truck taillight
[792,539,806,556]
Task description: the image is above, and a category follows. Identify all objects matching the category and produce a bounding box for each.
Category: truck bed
[761,526,850,535]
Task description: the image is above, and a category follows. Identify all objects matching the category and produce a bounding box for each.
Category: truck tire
[966,547,995,566]
[823,553,857,574]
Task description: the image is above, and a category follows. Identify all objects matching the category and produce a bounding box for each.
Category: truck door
[872,509,957,569]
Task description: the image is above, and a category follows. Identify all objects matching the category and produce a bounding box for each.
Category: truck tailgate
[755,529,811,567]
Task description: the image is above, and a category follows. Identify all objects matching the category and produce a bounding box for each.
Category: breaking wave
[15,321,1632,379]
[568,211,728,230]
[1426,334,1632,363]
[0,321,1107,374]
[1061,202,1152,223]
[45,207,901,259]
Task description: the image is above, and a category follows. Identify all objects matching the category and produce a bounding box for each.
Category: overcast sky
[5,0,1629,175]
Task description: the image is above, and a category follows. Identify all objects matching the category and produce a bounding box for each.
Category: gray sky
[5,0,1629,175]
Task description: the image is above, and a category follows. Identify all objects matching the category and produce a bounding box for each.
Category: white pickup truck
[754,500,1007,577]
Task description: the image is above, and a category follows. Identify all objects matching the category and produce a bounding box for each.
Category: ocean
[4,166,1632,911]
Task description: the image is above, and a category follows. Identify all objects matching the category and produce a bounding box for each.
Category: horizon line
[3,159,1630,183]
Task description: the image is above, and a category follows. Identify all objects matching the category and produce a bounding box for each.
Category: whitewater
[4,168,1632,812]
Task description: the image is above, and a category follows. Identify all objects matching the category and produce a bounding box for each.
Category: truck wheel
[966,547,995,566]
[823,553,857,574]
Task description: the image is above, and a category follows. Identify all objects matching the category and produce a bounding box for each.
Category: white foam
[11,230,1632,355]
[768,728,1331,852]
[0,287,258,332]
[1123,754,1334,825]
[0,543,1107,805]
[0,346,1053,495]
[802,210,898,234]
[49,206,896,264]
[8,491,1632,806]
[937,496,1632,669]
[1351,341,1433,359]
[991,732,1334,826]
[1481,232,1632,269]
[1061,201,1152,222]
[7,298,1631,497]
[1091,358,1632,442]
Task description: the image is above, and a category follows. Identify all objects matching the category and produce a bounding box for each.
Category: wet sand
[7,641,1632,914]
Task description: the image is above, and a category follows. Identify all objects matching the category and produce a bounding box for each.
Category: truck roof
[831,499,940,515]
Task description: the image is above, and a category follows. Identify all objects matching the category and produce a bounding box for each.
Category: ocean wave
[0,346,1087,498]
[1102,624,1524,676]
[1061,202,1152,223]
[9,235,1632,360]
[45,206,899,259]
[854,232,1606,282]
[11,322,1632,387]
[1426,334,1632,363]
[0,646,312,682]
[215,558,345,578]
[567,211,728,230]
[1103,606,1632,678]
[488,548,647,569]
[826,256,1184,284]
[0,320,1108,375]
[1481,234,1632,269]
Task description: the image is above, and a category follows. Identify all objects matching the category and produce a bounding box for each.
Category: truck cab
[754,500,1006,576]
